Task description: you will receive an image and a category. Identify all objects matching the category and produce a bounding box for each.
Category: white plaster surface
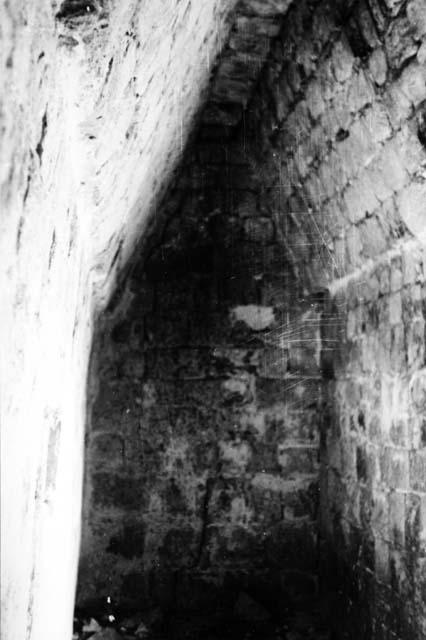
[0,2,236,638]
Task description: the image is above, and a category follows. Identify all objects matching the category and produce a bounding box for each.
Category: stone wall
[79,135,323,616]
[240,0,426,637]
[321,241,426,640]
[79,0,426,635]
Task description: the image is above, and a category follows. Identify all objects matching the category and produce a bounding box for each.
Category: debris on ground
[73,601,331,639]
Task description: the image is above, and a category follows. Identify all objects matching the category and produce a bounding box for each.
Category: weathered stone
[407,0,426,37]
[385,17,419,69]
[368,48,388,86]
[418,41,426,65]
[348,69,376,113]
[397,182,426,239]
[384,0,405,15]
[410,368,426,410]
[5,0,423,637]
[332,38,355,83]
[399,62,426,108]
[240,0,293,18]
[362,102,392,144]
[385,80,414,128]
[410,451,426,491]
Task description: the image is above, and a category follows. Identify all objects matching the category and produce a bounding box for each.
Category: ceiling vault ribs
[203,0,295,130]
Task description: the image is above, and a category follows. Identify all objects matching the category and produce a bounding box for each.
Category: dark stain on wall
[35,110,47,163]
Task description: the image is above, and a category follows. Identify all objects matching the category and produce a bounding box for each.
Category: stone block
[277,445,319,477]
[388,491,406,546]
[418,40,426,65]
[332,38,355,83]
[388,292,402,325]
[390,324,406,370]
[356,445,369,483]
[349,117,377,169]
[107,521,146,559]
[407,0,426,37]
[310,123,329,162]
[305,79,326,121]
[410,450,426,491]
[384,82,413,128]
[383,0,406,15]
[293,138,313,179]
[329,84,351,133]
[312,11,335,51]
[374,536,390,582]
[409,368,426,410]
[340,435,357,478]
[385,17,419,69]
[362,101,392,144]
[239,0,294,18]
[343,172,380,224]
[371,490,390,538]
[348,69,376,114]
[399,61,426,108]
[398,182,426,240]
[360,216,388,259]
[406,317,425,368]
[234,191,258,218]
[274,79,293,123]
[367,165,393,203]
[297,39,318,79]
[90,432,125,467]
[244,217,275,243]
[331,150,351,192]
[378,139,408,193]
[334,134,360,180]
[256,376,322,410]
[368,0,389,34]
[380,448,409,490]
[264,521,318,570]
[304,171,326,208]
[368,47,388,86]
[405,493,423,553]
[91,472,148,510]
[395,124,426,178]
[355,0,382,49]
[419,494,426,547]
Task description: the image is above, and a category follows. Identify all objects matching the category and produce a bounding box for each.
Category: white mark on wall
[230,304,275,331]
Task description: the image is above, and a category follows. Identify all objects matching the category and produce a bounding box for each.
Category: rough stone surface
[79,127,322,614]
[80,0,426,638]
[0,3,239,640]
[3,0,426,639]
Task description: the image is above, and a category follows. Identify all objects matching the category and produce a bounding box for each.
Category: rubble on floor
[73,593,331,640]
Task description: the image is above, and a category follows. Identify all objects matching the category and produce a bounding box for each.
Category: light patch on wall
[230,304,275,331]
[163,437,190,475]
[45,410,61,494]
[219,440,251,471]
[229,496,254,526]
[251,472,315,493]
